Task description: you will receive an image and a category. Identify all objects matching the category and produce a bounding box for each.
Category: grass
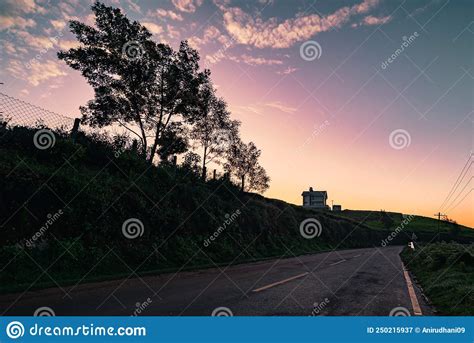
[332,210,474,241]
[400,243,474,315]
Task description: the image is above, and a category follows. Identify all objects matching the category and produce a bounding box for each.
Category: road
[0,246,432,316]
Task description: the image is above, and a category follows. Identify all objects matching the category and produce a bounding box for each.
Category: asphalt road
[0,246,432,316]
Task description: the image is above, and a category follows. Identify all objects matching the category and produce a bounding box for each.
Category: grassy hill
[331,210,473,243]
[1,124,472,293]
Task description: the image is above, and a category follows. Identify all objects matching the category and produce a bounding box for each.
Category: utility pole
[433,212,446,242]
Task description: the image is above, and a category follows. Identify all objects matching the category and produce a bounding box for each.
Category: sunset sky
[1,0,473,227]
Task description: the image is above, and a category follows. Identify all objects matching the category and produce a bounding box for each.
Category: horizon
[1,0,473,227]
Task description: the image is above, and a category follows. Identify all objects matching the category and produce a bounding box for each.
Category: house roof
[301,190,327,198]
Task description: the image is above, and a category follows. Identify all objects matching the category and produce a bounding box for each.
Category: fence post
[71,118,80,142]
[172,155,177,167]
[213,169,216,180]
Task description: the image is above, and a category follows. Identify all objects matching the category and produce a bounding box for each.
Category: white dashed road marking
[252,272,309,293]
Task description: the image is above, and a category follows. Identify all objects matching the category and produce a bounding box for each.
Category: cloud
[14,30,55,51]
[7,59,67,86]
[362,15,392,25]
[50,19,67,30]
[0,0,47,15]
[125,0,141,13]
[172,0,203,13]
[0,16,36,30]
[229,54,283,66]
[231,101,297,116]
[57,39,80,50]
[188,25,227,48]
[264,101,297,114]
[276,66,298,75]
[150,8,183,21]
[222,0,382,48]
[142,22,163,35]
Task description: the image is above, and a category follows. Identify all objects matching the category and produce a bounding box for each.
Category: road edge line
[402,263,423,316]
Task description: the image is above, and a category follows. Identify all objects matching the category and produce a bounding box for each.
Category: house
[302,187,329,210]
[332,204,342,211]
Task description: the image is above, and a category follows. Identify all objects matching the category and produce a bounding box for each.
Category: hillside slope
[1,125,472,293]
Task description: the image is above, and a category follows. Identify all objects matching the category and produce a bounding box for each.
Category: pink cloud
[229,54,283,66]
[362,15,392,25]
[0,16,36,30]
[142,22,163,34]
[172,0,203,13]
[151,8,183,21]
[277,66,298,75]
[7,59,67,86]
[222,0,382,48]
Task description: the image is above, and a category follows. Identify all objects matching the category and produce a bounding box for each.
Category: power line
[445,188,473,213]
[444,176,473,212]
[439,154,473,211]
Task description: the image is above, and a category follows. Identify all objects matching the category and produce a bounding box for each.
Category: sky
[1,0,473,227]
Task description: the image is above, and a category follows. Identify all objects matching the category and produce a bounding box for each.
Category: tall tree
[57,2,207,163]
[190,82,239,179]
[224,140,270,193]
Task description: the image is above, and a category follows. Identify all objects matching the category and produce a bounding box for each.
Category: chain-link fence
[0,92,77,131]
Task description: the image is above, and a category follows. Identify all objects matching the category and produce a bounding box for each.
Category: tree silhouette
[190,81,239,179]
[58,2,208,164]
[224,140,270,193]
